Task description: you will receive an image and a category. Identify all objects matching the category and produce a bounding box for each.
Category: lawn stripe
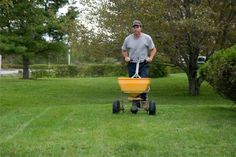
[57,110,75,130]
[0,109,15,122]
[0,107,51,144]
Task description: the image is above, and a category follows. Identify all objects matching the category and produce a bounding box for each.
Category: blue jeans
[128,62,149,100]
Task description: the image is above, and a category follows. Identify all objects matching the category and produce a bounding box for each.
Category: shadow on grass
[114,142,152,157]
[210,106,236,112]
[209,106,236,119]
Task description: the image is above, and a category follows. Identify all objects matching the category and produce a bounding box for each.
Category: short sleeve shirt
[121,33,155,62]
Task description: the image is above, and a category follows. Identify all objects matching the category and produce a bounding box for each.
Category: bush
[199,45,236,103]
[54,65,79,77]
[30,64,50,70]
[30,61,169,78]
[149,56,169,78]
[2,64,23,69]
[78,63,127,77]
[78,61,169,78]
[166,66,184,74]
[31,70,54,78]
[30,64,79,78]
[30,63,127,78]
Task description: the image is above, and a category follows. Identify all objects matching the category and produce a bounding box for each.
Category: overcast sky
[58,0,99,31]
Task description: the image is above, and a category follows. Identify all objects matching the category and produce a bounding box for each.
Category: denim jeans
[128,62,149,100]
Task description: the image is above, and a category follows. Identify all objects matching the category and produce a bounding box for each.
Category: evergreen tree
[0,0,69,79]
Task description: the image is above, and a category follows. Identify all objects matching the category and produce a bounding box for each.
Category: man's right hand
[125,57,130,62]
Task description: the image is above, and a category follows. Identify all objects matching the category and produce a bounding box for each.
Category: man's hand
[125,57,130,62]
[146,57,153,63]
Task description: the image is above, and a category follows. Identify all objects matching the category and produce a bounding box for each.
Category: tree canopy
[82,0,236,95]
[0,0,71,78]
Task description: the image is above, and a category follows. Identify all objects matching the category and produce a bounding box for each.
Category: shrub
[30,64,50,70]
[149,56,169,78]
[2,64,23,69]
[30,64,79,78]
[78,63,127,77]
[166,66,184,74]
[102,57,119,64]
[29,61,169,79]
[31,70,54,78]
[30,63,127,78]
[54,65,79,77]
[199,45,236,103]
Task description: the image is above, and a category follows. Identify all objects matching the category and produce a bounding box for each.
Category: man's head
[132,20,142,37]
[132,20,142,27]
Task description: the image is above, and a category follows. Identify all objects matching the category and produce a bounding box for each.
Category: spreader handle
[131,59,141,78]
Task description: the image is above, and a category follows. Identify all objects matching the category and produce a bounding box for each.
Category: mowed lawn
[0,74,235,157]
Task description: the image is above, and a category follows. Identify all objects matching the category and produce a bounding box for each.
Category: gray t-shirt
[121,33,155,62]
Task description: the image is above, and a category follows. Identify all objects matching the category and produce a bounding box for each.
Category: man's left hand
[146,57,153,62]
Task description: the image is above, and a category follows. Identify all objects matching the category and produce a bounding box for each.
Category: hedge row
[78,63,127,77]
[29,62,170,78]
[2,62,182,74]
[30,64,79,78]
[30,64,128,78]
[2,64,23,69]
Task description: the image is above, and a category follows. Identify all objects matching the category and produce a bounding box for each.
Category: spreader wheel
[130,105,138,114]
[112,100,120,114]
[149,100,156,115]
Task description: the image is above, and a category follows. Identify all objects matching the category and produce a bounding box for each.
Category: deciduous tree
[86,0,236,95]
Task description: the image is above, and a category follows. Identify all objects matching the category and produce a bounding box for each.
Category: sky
[58,0,99,32]
[44,1,100,42]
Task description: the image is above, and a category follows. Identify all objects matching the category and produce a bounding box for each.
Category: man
[121,20,157,110]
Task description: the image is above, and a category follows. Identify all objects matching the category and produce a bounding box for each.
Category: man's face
[132,25,141,36]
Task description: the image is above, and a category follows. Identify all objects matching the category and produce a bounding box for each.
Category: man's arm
[147,48,157,62]
[122,50,130,62]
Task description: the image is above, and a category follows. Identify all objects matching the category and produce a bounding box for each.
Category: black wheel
[112,100,120,114]
[132,100,140,108]
[130,105,138,114]
[149,100,156,115]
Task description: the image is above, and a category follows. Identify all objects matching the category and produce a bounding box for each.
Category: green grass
[0,73,235,157]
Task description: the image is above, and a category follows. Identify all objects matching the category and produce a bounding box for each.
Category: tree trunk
[188,76,200,96]
[22,55,30,79]
[187,50,200,96]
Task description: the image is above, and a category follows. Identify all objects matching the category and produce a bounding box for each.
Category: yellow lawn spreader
[112,60,156,115]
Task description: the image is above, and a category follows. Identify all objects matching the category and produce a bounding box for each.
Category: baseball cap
[132,20,142,27]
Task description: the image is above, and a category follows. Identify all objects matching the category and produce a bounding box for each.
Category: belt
[129,60,146,63]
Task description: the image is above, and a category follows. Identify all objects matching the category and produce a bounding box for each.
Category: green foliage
[166,66,184,74]
[84,0,236,95]
[54,65,79,77]
[78,63,127,77]
[31,64,79,78]
[2,64,23,69]
[31,70,54,79]
[30,64,55,78]
[149,56,169,78]
[30,63,127,78]
[200,45,236,102]
[30,64,51,70]
[0,0,71,78]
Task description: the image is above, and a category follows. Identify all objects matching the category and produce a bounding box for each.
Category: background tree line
[0,0,235,96]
